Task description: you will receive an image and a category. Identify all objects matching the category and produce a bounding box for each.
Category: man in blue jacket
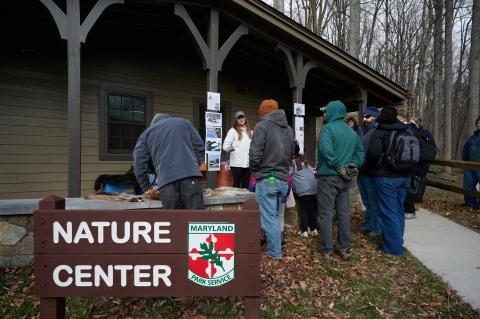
[133,113,205,209]
[462,117,480,209]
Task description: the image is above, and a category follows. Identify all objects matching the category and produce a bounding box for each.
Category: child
[291,153,318,237]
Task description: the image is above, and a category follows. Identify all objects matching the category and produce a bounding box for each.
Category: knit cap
[258,99,278,117]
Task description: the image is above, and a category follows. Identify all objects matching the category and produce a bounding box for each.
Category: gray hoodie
[133,114,204,191]
[249,110,295,182]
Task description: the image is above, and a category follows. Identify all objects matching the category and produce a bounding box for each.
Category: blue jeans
[463,169,480,208]
[357,175,381,235]
[375,176,410,256]
[255,179,288,259]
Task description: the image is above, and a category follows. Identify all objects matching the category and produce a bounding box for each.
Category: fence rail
[427,159,480,198]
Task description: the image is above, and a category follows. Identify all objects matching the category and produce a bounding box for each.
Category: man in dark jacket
[404,117,436,218]
[367,106,411,256]
[462,117,480,209]
[133,113,205,209]
[357,106,380,235]
[249,99,294,260]
[317,100,364,261]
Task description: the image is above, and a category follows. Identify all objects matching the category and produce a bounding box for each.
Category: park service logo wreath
[188,222,235,287]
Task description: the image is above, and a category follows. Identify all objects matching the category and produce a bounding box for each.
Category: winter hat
[363,106,380,118]
[258,99,278,117]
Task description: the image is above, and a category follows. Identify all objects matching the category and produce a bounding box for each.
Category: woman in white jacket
[223,111,253,188]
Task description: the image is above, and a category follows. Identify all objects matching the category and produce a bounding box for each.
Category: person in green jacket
[316,100,364,261]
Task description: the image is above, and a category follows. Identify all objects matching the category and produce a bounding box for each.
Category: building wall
[0,35,291,199]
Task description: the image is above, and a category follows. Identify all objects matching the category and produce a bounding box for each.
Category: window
[99,84,153,161]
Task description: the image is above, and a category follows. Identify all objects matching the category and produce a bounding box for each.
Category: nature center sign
[34,196,261,319]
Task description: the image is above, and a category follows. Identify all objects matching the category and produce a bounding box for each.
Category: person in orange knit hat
[249,99,295,260]
[258,99,278,117]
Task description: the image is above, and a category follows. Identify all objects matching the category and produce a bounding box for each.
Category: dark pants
[159,177,205,209]
[231,167,251,188]
[298,195,318,232]
[463,169,480,208]
[317,176,351,253]
[404,201,415,214]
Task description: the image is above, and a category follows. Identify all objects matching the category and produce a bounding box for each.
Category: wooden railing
[427,160,480,198]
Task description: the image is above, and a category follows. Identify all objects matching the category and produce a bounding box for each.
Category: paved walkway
[404,208,480,312]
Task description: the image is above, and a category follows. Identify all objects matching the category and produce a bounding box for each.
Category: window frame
[99,82,153,161]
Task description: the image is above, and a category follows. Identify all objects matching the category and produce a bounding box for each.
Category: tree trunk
[470,0,480,123]
[432,0,443,146]
[349,0,361,58]
[274,0,284,12]
[443,0,453,162]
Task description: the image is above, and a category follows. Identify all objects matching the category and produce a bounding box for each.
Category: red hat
[258,99,278,117]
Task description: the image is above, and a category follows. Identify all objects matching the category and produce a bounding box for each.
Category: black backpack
[385,130,420,173]
[415,128,437,162]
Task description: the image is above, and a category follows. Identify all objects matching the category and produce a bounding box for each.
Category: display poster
[295,116,305,155]
[207,153,221,171]
[294,103,305,116]
[207,92,221,111]
[205,112,222,127]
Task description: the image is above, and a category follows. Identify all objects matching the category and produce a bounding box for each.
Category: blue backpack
[385,130,420,173]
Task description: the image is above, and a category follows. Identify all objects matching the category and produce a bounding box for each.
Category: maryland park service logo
[188,223,235,287]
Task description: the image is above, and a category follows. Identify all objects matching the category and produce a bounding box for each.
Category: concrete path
[404,208,480,312]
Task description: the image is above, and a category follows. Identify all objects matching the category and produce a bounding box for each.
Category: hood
[262,109,289,127]
[325,100,346,123]
[378,122,409,131]
[150,113,170,126]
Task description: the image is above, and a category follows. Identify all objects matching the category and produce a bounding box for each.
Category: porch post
[66,0,81,197]
[356,85,368,119]
[275,44,316,127]
[39,0,123,197]
[174,2,248,188]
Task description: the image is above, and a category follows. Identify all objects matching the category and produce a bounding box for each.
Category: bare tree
[349,0,361,58]
[444,0,453,162]
[470,0,480,122]
[432,0,443,144]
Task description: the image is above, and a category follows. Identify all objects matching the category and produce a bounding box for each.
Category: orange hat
[258,99,278,117]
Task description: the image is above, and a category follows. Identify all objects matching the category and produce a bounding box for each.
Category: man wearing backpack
[462,117,480,209]
[366,106,419,256]
[404,117,437,218]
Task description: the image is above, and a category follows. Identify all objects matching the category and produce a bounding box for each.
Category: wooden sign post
[35,196,261,318]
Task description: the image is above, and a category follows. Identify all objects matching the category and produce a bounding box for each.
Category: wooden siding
[0,40,291,199]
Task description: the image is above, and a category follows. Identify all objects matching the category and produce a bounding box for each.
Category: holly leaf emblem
[199,241,225,272]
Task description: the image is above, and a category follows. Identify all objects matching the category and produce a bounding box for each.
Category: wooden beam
[426,180,480,198]
[40,0,125,197]
[174,2,248,189]
[80,0,124,43]
[431,159,480,170]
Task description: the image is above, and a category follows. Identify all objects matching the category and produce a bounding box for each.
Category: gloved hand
[337,164,358,181]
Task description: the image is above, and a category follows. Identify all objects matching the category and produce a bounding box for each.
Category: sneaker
[405,213,416,219]
[308,228,319,236]
[319,252,335,264]
[336,249,352,261]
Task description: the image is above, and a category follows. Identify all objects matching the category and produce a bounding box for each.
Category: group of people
[132,98,439,262]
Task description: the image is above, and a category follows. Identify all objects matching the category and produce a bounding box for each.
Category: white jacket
[223,127,251,168]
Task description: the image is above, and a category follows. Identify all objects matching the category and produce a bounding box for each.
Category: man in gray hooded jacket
[133,113,205,209]
[249,99,295,260]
